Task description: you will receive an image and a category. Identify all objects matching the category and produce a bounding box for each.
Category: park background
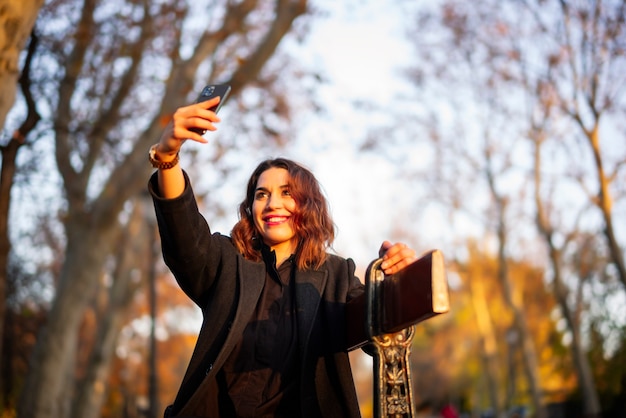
[0,0,625,417]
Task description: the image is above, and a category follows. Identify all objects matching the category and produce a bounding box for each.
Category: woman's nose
[266,194,282,209]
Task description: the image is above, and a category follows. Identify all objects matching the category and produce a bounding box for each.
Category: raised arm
[149,96,222,198]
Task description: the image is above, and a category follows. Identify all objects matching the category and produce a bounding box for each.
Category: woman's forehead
[256,167,290,187]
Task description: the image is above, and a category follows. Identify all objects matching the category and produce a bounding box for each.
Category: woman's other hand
[378,240,417,275]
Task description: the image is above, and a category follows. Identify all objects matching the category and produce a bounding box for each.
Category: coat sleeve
[148,171,232,306]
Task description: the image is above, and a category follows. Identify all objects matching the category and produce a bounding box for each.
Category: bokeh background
[1,0,625,417]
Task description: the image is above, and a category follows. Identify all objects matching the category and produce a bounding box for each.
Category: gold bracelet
[148,144,179,170]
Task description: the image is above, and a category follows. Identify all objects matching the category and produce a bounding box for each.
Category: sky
[269,1,430,270]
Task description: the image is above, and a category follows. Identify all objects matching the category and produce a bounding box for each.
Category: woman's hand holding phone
[158,84,231,155]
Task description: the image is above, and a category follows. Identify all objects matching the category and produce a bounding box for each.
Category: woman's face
[252,167,298,256]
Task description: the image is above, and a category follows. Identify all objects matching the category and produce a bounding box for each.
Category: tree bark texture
[0,0,43,129]
[0,19,41,409]
[71,199,152,418]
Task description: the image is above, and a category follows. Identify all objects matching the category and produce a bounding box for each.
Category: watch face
[149,145,160,167]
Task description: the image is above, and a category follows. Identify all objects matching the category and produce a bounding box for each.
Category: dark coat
[149,173,364,418]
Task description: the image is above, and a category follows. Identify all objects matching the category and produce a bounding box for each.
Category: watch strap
[149,144,179,170]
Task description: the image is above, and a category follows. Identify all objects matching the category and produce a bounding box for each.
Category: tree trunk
[533,134,601,417]
[468,264,502,417]
[18,224,116,418]
[585,124,626,290]
[485,164,547,418]
[0,25,41,409]
[510,305,545,417]
[71,199,152,418]
[0,139,19,403]
[0,0,43,129]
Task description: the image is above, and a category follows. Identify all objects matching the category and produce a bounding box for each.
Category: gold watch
[148,144,179,169]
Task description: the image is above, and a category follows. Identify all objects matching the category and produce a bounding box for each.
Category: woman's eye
[255,191,267,199]
[283,189,291,196]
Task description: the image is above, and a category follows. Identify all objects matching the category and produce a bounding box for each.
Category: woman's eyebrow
[255,184,289,191]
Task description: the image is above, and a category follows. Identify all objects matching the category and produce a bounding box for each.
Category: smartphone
[196,84,231,113]
[191,84,231,134]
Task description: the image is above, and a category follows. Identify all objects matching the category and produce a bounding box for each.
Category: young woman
[148,95,418,417]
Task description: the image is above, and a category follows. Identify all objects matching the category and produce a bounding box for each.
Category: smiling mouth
[263,216,289,225]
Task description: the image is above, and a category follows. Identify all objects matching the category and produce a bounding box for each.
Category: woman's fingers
[165,99,223,148]
[380,242,417,275]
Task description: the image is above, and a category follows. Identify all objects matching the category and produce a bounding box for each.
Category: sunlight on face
[252,167,298,259]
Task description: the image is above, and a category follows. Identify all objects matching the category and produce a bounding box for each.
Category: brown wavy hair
[231,158,335,270]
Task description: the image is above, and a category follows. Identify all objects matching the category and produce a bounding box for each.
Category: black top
[212,245,300,417]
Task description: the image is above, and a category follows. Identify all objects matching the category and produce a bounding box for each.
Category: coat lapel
[212,256,266,370]
[176,256,266,416]
[294,268,327,357]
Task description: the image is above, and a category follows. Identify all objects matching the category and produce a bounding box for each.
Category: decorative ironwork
[372,327,415,417]
[366,258,416,418]
[364,251,449,418]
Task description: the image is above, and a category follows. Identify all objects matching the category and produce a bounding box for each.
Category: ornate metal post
[365,250,449,418]
[366,258,416,418]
